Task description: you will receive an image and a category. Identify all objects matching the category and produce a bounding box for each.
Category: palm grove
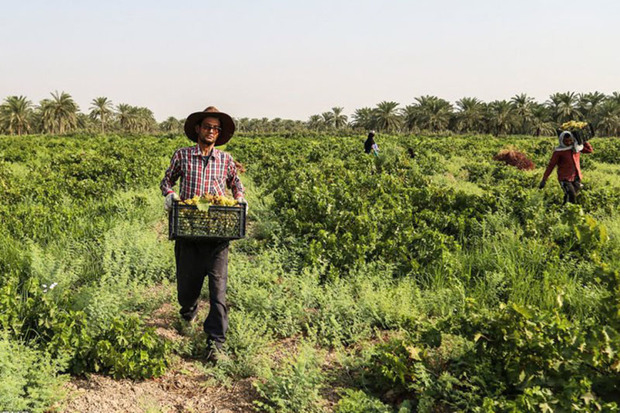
[1,90,620,136]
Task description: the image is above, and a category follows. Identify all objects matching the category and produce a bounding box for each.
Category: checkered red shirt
[160,145,245,201]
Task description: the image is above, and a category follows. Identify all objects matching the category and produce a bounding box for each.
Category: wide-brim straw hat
[184,106,235,146]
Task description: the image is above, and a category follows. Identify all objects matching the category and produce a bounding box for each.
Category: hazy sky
[1,0,619,121]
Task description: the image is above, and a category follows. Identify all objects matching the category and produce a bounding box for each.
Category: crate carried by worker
[168,194,246,241]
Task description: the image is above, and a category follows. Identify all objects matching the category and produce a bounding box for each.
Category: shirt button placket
[203,153,210,196]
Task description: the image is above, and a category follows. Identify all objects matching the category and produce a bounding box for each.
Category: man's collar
[191,144,218,157]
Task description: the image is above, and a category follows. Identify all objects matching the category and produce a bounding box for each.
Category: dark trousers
[560,180,581,204]
[174,239,229,346]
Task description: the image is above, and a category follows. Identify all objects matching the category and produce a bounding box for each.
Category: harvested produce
[170,194,245,240]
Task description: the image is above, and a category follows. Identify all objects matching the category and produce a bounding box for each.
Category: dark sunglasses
[201,124,222,132]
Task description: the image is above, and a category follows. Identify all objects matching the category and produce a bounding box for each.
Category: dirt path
[61,359,256,413]
[61,301,258,413]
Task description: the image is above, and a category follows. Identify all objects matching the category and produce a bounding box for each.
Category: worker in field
[160,106,247,362]
[539,127,593,204]
[364,130,379,156]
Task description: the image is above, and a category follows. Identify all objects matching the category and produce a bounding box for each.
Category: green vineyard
[1,132,619,412]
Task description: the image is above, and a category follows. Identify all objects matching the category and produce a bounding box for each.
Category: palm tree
[76,112,96,132]
[372,101,401,132]
[258,118,270,133]
[331,107,348,129]
[285,119,305,132]
[578,91,606,129]
[455,97,485,133]
[270,117,283,132]
[596,99,620,136]
[547,92,580,124]
[286,119,304,132]
[401,104,420,132]
[414,95,453,132]
[306,115,322,131]
[607,92,620,107]
[510,93,534,134]
[160,116,182,133]
[529,103,551,136]
[530,103,555,136]
[0,95,33,135]
[235,117,249,132]
[117,103,138,132]
[36,99,54,133]
[321,111,334,129]
[135,107,157,133]
[41,91,78,134]
[244,118,264,133]
[486,100,515,136]
[351,107,374,130]
[89,96,114,134]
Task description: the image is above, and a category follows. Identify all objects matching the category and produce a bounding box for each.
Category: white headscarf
[555,131,584,152]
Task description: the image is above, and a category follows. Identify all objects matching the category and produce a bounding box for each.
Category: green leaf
[196,198,211,212]
[539,402,553,413]
[511,303,533,319]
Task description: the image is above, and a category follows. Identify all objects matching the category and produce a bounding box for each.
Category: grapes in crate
[171,194,245,240]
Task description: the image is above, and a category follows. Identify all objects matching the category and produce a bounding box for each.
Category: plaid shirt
[160,145,245,201]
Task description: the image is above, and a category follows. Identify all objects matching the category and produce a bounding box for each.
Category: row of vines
[227,134,620,411]
[1,132,619,411]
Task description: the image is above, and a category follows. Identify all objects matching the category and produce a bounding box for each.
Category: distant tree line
[0,92,174,136]
[326,92,620,137]
[1,91,620,136]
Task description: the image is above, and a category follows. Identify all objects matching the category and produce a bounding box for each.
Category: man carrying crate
[539,123,593,204]
[160,106,247,361]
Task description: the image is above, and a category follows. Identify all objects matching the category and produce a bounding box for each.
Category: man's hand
[238,197,248,215]
[165,192,180,211]
[538,180,546,190]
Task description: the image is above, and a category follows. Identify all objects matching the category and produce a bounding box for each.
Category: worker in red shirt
[539,130,593,204]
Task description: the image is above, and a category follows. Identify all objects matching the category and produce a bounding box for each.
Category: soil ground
[61,361,256,413]
[60,300,258,413]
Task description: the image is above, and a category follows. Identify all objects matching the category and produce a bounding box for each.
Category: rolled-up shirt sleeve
[227,156,245,200]
[160,150,182,196]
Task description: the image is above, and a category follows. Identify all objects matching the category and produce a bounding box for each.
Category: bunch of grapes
[180,194,239,206]
[561,120,588,130]
[177,208,241,238]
